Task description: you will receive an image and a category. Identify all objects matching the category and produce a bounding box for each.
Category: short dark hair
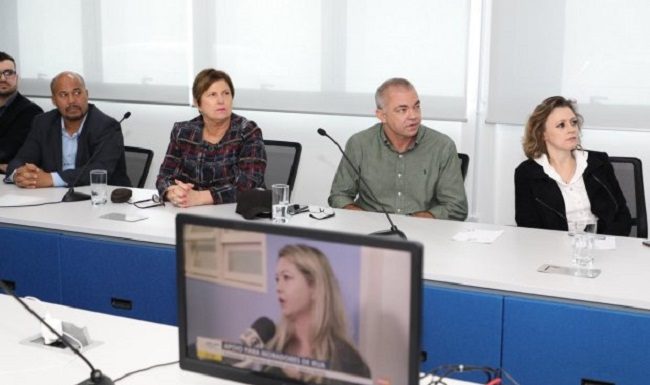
[192,69,234,105]
[0,51,16,65]
[522,96,584,159]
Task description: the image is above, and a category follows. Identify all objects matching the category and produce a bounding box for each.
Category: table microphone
[317,127,406,239]
[62,112,131,202]
[0,280,114,385]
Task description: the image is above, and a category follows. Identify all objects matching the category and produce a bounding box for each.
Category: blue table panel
[421,282,503,383]
[502,295,650,385]
[59,234,177,325]
[0,226,62,302]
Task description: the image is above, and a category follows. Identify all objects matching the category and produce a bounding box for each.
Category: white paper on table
[100,213,148,223]
[452,229,504,244]
[594,236,616,250]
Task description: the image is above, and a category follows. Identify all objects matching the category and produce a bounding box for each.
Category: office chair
[263,140,302,196]
[458,153,470,181]
[124,146,154,188]
[609,156,647,238]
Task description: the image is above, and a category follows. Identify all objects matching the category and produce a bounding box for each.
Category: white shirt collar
[534,149,588,186]
[534,150,598,226]
[60,113,88,138]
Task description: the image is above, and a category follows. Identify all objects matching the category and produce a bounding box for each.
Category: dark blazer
[0,92,44,166]
[7,104,131,187]
[515,150,632,236]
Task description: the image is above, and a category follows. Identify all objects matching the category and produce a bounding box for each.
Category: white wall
[31,97,649,227]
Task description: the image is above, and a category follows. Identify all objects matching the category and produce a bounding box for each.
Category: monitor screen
[176,214,423,385]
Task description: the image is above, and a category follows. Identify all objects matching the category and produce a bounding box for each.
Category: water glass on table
[271,184,290,223]
[90,169,108,206]
[570,220,597,277]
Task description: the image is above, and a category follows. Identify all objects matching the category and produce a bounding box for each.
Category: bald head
[50,71,89,124]
[50,71,86,94]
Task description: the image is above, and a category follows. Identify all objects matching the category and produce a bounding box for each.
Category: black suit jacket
[7,104,131,187]
[0,92,44,165]
[515,150,632,236]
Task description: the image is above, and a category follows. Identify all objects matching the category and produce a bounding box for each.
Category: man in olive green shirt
[328,78,468,220]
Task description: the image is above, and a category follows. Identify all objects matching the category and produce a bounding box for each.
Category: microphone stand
[317,128,406,239]
[61,187,92,203]
[62,112,131,203]
[0,280,114,385]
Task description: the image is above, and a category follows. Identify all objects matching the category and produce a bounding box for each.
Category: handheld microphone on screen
[233,316,276,369]
[0,280,114,385]
[317,128,407,240]
[62,112,131,203]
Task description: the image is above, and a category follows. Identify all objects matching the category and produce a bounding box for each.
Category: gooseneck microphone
[62,112,131,202]
[0,280,114,385]
[119,111,131,122]
[317,128,406,239]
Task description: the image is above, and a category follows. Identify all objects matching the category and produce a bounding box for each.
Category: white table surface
[2,183,650,311]
[0,295,476,385]
[0,184,181,245]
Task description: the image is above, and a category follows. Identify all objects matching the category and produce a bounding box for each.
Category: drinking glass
[570,220,598,277]
[271,184,290,224]
[90,169,108,206]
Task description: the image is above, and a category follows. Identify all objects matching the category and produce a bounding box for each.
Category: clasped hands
[164,179,212,208]
[14,163,53,188]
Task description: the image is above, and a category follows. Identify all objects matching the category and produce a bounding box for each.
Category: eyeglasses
[132,194,165,209]
[308,205,335,220]
[0,69,16,79]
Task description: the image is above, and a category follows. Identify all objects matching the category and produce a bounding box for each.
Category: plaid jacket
[156,113,266,204]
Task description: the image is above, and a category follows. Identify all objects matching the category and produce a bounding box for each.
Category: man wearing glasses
[5,71,130,188]
[0,52,43,173]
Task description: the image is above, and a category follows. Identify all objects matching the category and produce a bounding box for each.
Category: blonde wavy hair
[267,244,353,383]
[522,96,583,159]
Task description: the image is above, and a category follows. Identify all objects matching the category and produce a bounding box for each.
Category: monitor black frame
[176,213,423,385]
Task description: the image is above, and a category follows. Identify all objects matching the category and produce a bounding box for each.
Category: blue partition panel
[0,226,62,302]
[60,234,176,325]
[502,296,650,385]
[421,281,503,382]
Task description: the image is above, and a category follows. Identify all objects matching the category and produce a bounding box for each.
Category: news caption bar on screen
[196,336,373,385]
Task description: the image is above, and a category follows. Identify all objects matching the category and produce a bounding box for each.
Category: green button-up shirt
[328,123,468,220]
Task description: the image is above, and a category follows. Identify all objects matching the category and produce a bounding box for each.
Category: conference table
[0,295,477,385]
[1,183,650,385]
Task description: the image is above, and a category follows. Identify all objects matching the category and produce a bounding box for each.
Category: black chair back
[458,153,470,181]
[609,156,647,238]
[124,146,154,188]
[263,140,302,197]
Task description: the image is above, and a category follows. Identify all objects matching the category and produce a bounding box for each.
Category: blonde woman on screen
[266,244,371,384]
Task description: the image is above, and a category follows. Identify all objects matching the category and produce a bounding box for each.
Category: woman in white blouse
[514,96,632,236]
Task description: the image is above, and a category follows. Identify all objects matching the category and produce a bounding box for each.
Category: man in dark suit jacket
[0,51,43,173]
[6,71,131,188]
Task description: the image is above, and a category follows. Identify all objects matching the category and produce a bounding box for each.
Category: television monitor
[176,213,423,385]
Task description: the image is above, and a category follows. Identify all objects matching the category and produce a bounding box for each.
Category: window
[197,0,470,120]
[184,227,267,292]
[14,0,190,104]
[488,0,650,129]
[5,0,471,120]
[17,0,83,78]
